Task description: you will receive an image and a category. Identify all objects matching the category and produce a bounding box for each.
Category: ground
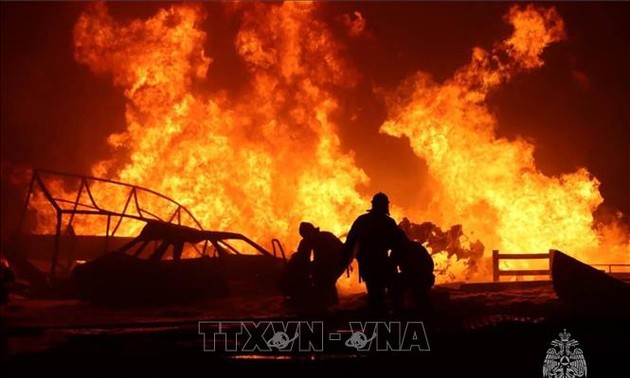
[1,282,628,377]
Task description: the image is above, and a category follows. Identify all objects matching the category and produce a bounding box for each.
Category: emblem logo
[266,331,299,350]
[543,329,587,378]
[344,331,377,350]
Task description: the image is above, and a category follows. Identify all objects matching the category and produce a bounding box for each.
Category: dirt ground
[1,282,628,377]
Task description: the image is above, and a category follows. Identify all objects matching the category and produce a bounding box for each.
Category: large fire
[69,2,368,243]
[26,3,628,284]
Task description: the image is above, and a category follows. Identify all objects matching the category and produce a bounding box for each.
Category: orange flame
[26,4,628,285]
[381,4,627,278]
[72,2,368,250]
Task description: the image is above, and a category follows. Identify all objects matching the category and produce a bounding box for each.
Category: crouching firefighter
[280,222,345,306]
[391,238,435,313]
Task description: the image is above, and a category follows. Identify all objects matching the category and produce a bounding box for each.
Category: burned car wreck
[73,220,287,304]
[7,170,287,304]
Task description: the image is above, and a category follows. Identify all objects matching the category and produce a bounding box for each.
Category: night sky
[1,2,628,236]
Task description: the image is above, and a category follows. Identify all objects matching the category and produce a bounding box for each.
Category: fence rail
[492,249,552,282]
[492,249,630,282]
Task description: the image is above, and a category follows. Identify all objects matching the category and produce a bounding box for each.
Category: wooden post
[548,249,554,280]
[492,249,499,282]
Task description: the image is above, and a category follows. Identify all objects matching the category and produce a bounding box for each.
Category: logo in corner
[543,329,587,378]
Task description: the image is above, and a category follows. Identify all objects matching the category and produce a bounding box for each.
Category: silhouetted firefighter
[342,193,405,312]
[281,222,344,306]
[391,238,435,312]
[280,244,311,302]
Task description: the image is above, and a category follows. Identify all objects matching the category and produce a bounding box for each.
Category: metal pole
[16,173,36,235]
[50,210,62,280]
[105,214,111,253]
[65,179,85,233]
